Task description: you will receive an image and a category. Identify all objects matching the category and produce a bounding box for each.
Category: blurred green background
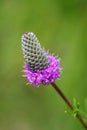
[0,0,87,130]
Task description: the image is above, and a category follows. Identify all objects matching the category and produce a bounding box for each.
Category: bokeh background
[0,0,87,130]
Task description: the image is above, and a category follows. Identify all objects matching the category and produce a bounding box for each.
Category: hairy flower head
[21,32,62,87]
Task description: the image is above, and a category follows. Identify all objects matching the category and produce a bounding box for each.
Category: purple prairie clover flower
[21,32,62,87]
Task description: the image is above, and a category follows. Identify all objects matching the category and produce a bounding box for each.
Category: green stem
[51,82,87,129]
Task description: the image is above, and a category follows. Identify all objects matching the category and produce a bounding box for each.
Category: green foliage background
[0,0,87,129]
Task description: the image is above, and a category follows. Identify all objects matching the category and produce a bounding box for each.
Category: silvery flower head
[21,32,62,87]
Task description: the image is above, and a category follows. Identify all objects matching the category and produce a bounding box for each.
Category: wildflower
[21,32,62,86]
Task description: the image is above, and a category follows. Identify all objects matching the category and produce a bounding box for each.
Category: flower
[21,32,62,87]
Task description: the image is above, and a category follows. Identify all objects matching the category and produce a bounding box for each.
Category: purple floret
[24,55,62,87]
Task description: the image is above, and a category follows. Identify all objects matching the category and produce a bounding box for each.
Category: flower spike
[21,32,62,86]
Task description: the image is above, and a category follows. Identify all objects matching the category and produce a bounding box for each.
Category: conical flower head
[22,32,50,72]
[21,32,62,87]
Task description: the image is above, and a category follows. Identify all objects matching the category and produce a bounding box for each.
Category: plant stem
[51,82,87,129]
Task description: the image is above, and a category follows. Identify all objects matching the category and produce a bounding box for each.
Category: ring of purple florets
[24,55,62,87]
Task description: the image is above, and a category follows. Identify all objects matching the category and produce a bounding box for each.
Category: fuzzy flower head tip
[21,32,62,87]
